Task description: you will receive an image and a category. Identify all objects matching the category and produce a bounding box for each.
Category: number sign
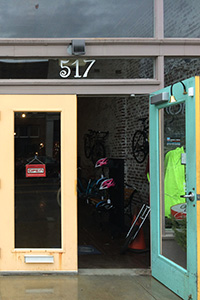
[59,59,96,79]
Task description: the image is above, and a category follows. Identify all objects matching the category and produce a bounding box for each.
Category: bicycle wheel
[120,223,140,254]
[78,177,88,199]
[124,189,138,220]
[91,141,105,165]
[57,187,61,207]
[84,134,91,158]
[168,103,184,115]
[132,130,148,163]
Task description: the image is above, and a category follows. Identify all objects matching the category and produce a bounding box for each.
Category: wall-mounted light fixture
[67,40,85,56]
[169,81,187,103]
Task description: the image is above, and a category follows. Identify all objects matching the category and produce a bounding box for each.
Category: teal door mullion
[150,102,161,260]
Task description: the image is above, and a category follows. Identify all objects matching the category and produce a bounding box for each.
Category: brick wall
[78,95,149,204]
[78,97,126,179]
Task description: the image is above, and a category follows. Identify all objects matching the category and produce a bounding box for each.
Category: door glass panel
[15,112,61,248]
[160,103,186,269]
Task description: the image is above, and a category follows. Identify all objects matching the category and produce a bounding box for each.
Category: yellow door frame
[0,94,77,272]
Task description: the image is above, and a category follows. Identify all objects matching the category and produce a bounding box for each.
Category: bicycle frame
[132,117,149,163]
[84,130,109,163]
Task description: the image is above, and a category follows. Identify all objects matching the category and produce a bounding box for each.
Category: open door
[0,95,77,272]
[150,77,200,300]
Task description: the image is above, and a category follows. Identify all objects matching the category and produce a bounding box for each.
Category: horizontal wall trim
[0,38,199,57]
[0,84,160,95]
[0,79,160,86]
[0,79,161,95]
[0,38,199,45]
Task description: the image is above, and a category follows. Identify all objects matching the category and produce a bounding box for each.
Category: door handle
[180,192,195,202]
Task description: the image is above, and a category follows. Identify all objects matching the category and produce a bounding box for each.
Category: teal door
[150,77,197,300]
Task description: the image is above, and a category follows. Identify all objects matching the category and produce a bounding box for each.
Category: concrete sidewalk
[0,271,181,300]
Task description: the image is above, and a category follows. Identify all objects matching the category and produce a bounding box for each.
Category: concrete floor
[0,273,181,300]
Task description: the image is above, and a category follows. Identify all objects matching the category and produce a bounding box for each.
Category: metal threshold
[79,268,151,276]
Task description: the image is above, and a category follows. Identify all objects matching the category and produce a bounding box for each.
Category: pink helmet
[99,178,116,190]
[95,157,108,168]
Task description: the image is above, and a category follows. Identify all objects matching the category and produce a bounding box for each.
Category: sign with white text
[26,164,46,178]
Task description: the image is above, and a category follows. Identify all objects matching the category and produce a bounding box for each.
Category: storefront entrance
[1,81,199,297]
[77,96,150,269]
[0,94,77,272]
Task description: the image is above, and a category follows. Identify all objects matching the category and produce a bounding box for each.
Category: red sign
[171,203,187,220]
[26,164,46,178]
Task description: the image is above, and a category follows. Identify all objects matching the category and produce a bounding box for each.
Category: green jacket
[164,146,185,217]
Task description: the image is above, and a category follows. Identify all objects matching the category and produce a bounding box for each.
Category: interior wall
[77,95,149,204]
[125,95,149,203]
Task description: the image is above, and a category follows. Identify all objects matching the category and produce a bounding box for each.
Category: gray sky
[0,0,153,38]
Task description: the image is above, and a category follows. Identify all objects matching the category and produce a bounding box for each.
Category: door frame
[0,94,77,272]
[150,77,199,299]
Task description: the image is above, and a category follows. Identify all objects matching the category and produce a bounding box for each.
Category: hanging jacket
[164,146,186,217]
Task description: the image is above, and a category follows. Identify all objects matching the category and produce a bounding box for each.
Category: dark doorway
[77,96,150,269]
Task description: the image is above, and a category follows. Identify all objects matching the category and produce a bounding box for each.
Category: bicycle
[120,202,151,254]
[84,130,109,164]
[123,183,140,221]
[56,176,107,207]
[132,117,149,163]
[57,169,88,206]
[57,160,110,207]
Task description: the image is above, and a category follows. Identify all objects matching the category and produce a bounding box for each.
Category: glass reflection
[165,58,200,87]
[161,104,187,268]
[164,0,200,38]
[15,112,61,248]
[0,0,153,38]
[0,58,154,80]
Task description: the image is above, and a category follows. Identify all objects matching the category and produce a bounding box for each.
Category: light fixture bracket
[67,40,86,56]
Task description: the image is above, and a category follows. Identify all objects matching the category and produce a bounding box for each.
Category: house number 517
[59,59,96,78]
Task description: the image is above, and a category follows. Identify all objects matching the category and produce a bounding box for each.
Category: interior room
[77,95,150,269]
